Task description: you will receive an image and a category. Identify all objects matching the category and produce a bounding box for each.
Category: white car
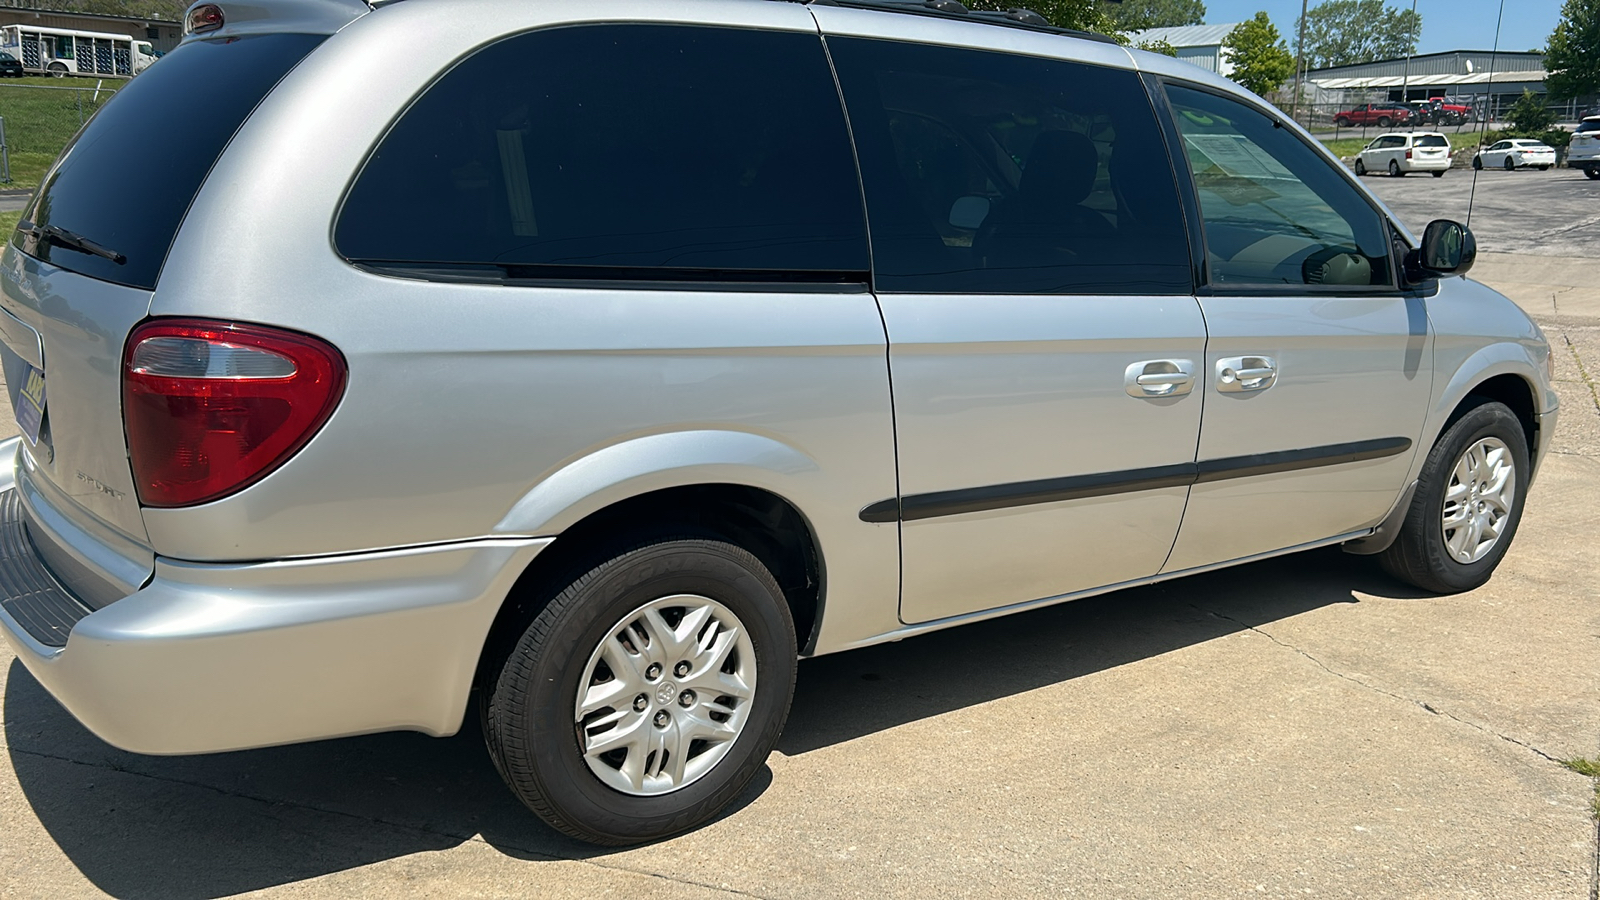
[1474,139,1556,171]
[1354,131,1452,177]
[1566,116,1600,179]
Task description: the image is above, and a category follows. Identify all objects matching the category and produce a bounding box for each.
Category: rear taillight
[1406,149,1413,159]
[122,319,346,508]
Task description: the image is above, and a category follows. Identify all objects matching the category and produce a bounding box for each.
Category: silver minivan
[0,0,1557,845]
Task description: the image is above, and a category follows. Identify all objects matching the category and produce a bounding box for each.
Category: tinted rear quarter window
[13,34,325,290]
[337,25,868,282]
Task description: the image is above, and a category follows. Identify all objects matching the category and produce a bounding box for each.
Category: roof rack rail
[803,0,1122,46]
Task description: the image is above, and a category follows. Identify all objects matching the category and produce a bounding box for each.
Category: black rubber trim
[859,437,1412,523]
[0,490,93,648]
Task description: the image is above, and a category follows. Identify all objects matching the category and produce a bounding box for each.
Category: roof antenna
[1466,0,1507,229]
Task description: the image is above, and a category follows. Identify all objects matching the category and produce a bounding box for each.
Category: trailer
[0,24,156,78]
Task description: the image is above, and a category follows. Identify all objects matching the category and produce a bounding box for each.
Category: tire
[481,535,797,846]
[1377,116,1392,127]
[1586,166,1600,180]
[46,62,66,78]
[1432,170,1445,178]
[1504,157,1515,171]
[1539,165,1550,171]
[1379,399,1529,594]
[1354,159,1367,176]
[1472,156,1483,170]
[1335,116,1351,127]
[1389,159,1403,177]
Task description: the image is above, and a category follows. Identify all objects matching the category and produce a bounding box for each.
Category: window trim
[332,23,872,289]
[1154,77,1410,298]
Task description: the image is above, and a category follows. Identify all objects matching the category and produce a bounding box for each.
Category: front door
[1158,83,1432,572]
[825,35,1204,624]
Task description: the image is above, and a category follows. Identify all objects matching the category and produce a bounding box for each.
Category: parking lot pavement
[1361,163,1598,257]
[1,232,1598,898]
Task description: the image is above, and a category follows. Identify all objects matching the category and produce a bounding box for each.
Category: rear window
[1416,135,1449,147]
[12,34,324,290]
[336,25,869,283]
[1578,120,1600,133]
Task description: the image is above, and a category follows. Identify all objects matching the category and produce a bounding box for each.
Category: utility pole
[1291,0,1309,123]
[1398,0,1418,128]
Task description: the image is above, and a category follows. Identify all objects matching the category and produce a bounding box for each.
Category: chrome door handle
[1216,356,1277,392]
[1125,359,1196,398]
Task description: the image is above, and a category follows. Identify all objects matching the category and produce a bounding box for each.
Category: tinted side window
[827,37,1192,295]
[338,25,867,281]
[14,34,325,290]
[1165,85,1393,288]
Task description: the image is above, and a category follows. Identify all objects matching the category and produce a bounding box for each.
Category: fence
[0,80,119,185]
[1270,99,1579,145]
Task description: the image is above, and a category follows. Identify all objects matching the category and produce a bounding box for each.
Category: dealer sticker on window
[15,364,45,446]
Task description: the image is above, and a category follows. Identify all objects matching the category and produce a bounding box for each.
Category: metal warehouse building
[1126,23,1244,77]
[0,3,181,53]
[1306,50,1549,119]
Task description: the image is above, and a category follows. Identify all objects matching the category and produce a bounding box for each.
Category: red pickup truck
[1333,103,1414,128]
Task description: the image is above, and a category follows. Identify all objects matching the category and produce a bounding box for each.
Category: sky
[1200,0,1563,55]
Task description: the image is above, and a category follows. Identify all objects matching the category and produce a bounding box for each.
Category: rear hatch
[1412,134,1450,161]
[0,30,329,602]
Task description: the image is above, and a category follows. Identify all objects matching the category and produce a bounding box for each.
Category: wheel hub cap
[574,594,757,796]
[1441,436,1516,564]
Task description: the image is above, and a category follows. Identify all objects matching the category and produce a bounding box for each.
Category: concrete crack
[6,745,776,899]
[1564,332,1600,415]
[1193,605,1565,766]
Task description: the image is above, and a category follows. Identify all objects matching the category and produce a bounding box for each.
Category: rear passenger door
[824,32,1205,624]
[1156,83,1431,572]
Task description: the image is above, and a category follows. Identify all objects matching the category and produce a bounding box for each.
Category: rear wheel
[1504,157,1516,171]
[1432,170,1445,178]
[1379,400,1528,594]
[1377,116,1392,127]
[1539,165,1550,171]
[481,536,797,846]
[1389,159,1403,177]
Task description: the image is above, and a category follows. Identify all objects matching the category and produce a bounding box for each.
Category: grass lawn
[0,209,21,236]
[0,76,121,190]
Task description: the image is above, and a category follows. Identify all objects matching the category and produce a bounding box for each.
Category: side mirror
[949,195,991,231]
[1405,219,1476,284]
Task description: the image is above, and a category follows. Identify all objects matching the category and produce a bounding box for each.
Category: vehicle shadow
[5,547,1427,898]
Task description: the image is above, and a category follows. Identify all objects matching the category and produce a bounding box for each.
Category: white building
[1126,23,1243,77]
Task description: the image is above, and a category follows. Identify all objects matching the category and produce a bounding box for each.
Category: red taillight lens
[1406,149,1413,159]
[186,3,224,34]
[122,319,346,508]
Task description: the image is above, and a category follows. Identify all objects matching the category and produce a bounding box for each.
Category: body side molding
[860,437,1412,523]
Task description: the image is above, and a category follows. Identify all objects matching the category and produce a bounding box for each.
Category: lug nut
[633,694,648,712]
[654,711,670,728]
[645,663,663,681]
[674,661,691,678]
[678,690,696,708]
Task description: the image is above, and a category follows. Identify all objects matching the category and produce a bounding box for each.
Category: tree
[1296,0,1421,70]
[1546,0,1600,101]
[1505,89,1557,134]
[1105,0,1207,30]
[1224,12,1295,97]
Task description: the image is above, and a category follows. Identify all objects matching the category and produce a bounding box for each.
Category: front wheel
[46,62,66,78]
[1473,156,1483,170]
[1335,116,1351,127]
[1379,399,1529,593]
[481,536,797,845]
[1354,159,1367,176]
[1585,166,1600,180]
[1539,165,1550,171]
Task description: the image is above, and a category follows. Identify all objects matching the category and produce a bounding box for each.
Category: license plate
[15,363,45,445]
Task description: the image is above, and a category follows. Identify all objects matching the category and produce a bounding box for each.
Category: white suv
[1567,116,1600,179]
[1354,132,1452,177]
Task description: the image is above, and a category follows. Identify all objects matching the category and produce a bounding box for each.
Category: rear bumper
[0,473,549,753]
[1402,157,1451,172]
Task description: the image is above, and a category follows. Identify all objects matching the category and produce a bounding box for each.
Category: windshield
[12,33,324,289]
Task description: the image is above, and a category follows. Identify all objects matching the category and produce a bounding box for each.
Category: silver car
[0,0,1557,845]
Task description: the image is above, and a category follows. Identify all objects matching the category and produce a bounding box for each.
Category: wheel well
[1453,374,1537,457]
[475,484,823,690]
